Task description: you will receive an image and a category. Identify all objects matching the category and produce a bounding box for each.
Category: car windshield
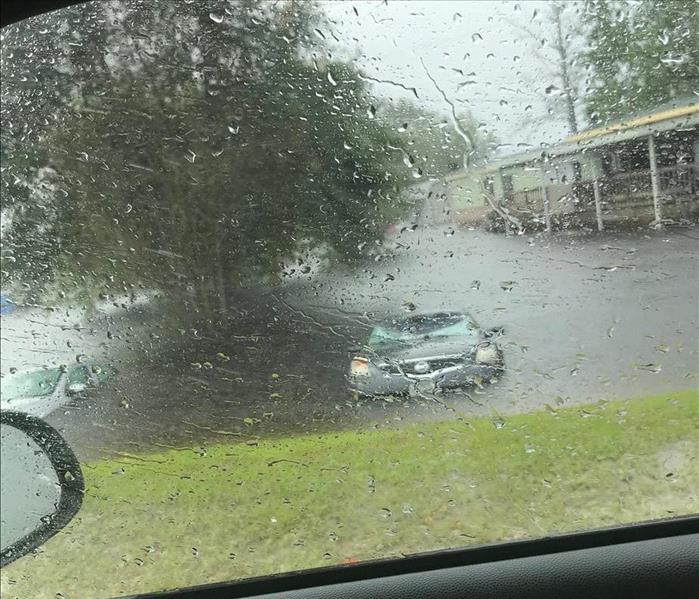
[1,369,62,400]
[1,0,697,597]
[369,314,478,346]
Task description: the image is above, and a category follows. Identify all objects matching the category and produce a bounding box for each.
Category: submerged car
[0,363,114,417]
[348,311,504,397]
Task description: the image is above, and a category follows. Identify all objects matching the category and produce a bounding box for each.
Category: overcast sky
[320,0,585,156]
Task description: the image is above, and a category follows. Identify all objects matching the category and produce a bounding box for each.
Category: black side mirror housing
[0,411,84,567]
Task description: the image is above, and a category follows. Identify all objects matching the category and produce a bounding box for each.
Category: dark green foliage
[582,0,699,125]
[0,1,418,307]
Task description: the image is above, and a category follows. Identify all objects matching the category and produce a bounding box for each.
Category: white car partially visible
[0,364,111,417]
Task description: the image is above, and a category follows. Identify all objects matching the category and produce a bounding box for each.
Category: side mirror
[484,326,504,339]
[66,382,87,395]
[0,411,84,567]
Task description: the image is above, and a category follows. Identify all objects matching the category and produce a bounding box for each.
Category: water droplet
[470,280,481,290]
[524,444,536,454]
[367,105,376,119]
[398,122,408,132]
[402,503,414,514]
[228,124,240,135]
[327,71,337,86]
[208,12,224,24]
[191,547,200,557]
[637,363,662,373]
[379,507,392,518]
[499,281,514,292]
[660,55,685,65]
[328,531,338,542]
[472,32,483,42]
[184,149,196,163]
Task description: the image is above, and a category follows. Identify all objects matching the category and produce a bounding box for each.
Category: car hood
[366,336,481,362]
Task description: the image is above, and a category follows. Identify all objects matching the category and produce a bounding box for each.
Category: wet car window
[66,365,90,386]
[369,314,478,345]
[0,0,697,597]
[1,369,62,401]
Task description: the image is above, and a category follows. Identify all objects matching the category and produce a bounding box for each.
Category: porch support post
[539,163,552,233]
[648,134,663,225]
[593,179,604,231]
[495,167,505,203]
[590,153,604,232]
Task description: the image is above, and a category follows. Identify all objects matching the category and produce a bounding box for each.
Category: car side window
[66,365,91,386]
[1,370,62,400]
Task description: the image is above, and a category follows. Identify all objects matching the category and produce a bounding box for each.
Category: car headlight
[475,342,500,365]
[350,357,370,376]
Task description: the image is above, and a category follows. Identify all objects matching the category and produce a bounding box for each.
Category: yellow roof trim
[566,103,699,143]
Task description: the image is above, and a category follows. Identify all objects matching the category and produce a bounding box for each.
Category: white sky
[320,0,585,155]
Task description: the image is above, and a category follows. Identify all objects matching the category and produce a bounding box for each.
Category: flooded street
[32,226,698,458]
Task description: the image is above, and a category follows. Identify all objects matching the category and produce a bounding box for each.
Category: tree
[1,0,414,312]
[582,0,699,125]
[376,99,495,178]
[505,1,583,136]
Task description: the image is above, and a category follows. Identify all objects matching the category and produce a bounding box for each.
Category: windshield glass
[1,0,697,597]
[369,313,478,345]
[1,369,62,400]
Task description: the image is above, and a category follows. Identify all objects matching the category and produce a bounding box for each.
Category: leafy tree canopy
[0,0,438,309]
[582,0,699,125]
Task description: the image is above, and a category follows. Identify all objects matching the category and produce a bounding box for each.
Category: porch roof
[470,101,699,175]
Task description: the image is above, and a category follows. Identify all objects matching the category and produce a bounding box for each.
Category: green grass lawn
[2,390,698,598]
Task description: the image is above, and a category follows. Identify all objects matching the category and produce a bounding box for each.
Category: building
[443,98,699,230]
